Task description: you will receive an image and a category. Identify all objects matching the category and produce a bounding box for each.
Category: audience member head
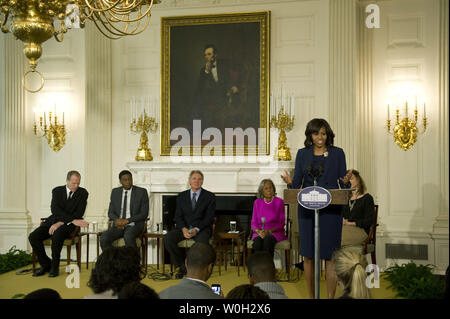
[66,170,81,192]
[256,179,276,200]
[332,248,371,299]
[226,284,270,299]
[247,251,276,284]
[304,118,335,148]
[24,288,61,299]
[118,281,159,299]
[185,242,216,282]
[119,170,133,190]
[188,170,204,192]
[348,169,366,195]
[88,246,145,296]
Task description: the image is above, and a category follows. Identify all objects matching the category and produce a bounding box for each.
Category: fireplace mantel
[127,160,295,194]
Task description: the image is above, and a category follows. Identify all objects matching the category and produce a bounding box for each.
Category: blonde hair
[332,248,371,299]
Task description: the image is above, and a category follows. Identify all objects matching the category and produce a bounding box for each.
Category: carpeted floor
[0,262,397,299]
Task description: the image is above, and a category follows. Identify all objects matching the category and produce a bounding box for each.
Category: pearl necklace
[264,197,274,204]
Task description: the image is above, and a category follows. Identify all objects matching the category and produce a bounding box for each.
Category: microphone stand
[309,162,324,299]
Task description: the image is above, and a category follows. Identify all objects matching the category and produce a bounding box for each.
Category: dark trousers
[28,222,75,270]
[99,222,144,251]
[253,234,277,258]
[164,228,211,269]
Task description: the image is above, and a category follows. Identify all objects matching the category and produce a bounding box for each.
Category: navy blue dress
[292,146,348,260]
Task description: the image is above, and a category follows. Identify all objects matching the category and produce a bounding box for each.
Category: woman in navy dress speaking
[282,118,352,299]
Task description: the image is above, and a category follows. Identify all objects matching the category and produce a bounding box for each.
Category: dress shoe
[32,266,50,277]
[48,269,59,277]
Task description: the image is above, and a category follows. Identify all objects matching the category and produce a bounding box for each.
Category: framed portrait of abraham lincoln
[160,11,270,156]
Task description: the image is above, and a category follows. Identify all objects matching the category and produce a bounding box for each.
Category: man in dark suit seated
[29,170,89,277]
[159,242,222,299]
[100,170,149,250]
[164,170,216,279]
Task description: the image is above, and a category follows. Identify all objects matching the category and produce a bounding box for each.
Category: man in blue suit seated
[164,170,216,279]
[159,242,222,299]
[100,170,149,250]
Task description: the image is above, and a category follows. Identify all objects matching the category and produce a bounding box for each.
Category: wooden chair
[107,220,148,270]
[247,203,293,280]
[169,218,217,277]
[32,218,82,274]
[362,204,379,264]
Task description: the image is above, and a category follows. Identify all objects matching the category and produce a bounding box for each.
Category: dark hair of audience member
[226,284,270,299]
[24,288,61,299]
[247,251,276,283]
[118,281,159,299]
[186,242,216,270]
[88,246,145,295]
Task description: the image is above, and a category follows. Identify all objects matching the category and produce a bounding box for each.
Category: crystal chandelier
[0,0,160,92]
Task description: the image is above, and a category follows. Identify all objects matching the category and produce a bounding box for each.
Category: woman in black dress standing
[282,119,352,299]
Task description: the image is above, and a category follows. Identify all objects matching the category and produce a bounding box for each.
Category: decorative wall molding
[276,61,315,82]
[276,15,315,48]
[387,14,425,48]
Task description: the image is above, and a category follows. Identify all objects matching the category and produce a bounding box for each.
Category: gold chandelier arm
[106,4,153,24]
[93,9,150,37]
[22,69,45,93]
[91,16,123,39]
[54,20,68,42]
[1,10,10,32]
[81,0,132,13]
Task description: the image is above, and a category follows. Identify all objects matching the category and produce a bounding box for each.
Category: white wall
[370,0,448,272]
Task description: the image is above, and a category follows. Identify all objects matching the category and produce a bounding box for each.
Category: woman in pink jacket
[251,179,288,257]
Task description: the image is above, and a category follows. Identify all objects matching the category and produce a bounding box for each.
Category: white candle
[405,101,408,117]
[387,104,390,119]
[424,103,426,118]
[63,112,64,125]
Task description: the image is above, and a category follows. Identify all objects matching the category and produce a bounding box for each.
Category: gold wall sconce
[130,97,158,161]
[33,105,66,152]
[386,101,427,151]
[270,86,295,161]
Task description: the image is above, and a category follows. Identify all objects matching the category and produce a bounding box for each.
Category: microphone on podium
[261,217,266,231]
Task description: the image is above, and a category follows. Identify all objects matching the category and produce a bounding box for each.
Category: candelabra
[386,101,427,151]
[270,105,295,161]
[34,111,66,152]
[130,110,158,161]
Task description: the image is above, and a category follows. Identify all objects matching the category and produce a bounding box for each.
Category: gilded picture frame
[160,11,270,156]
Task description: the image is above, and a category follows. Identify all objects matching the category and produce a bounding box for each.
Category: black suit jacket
[107,186,149,224]
[46,186,89,225]
[174,188,215,233]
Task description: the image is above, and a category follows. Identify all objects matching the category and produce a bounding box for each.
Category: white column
[0,36,32,252]
[432,0,449,273]
[83,24,112,228]
[356,2,375,194]
[329,0,357,169]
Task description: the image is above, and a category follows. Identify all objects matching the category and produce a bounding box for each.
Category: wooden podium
[284,188,352,299]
